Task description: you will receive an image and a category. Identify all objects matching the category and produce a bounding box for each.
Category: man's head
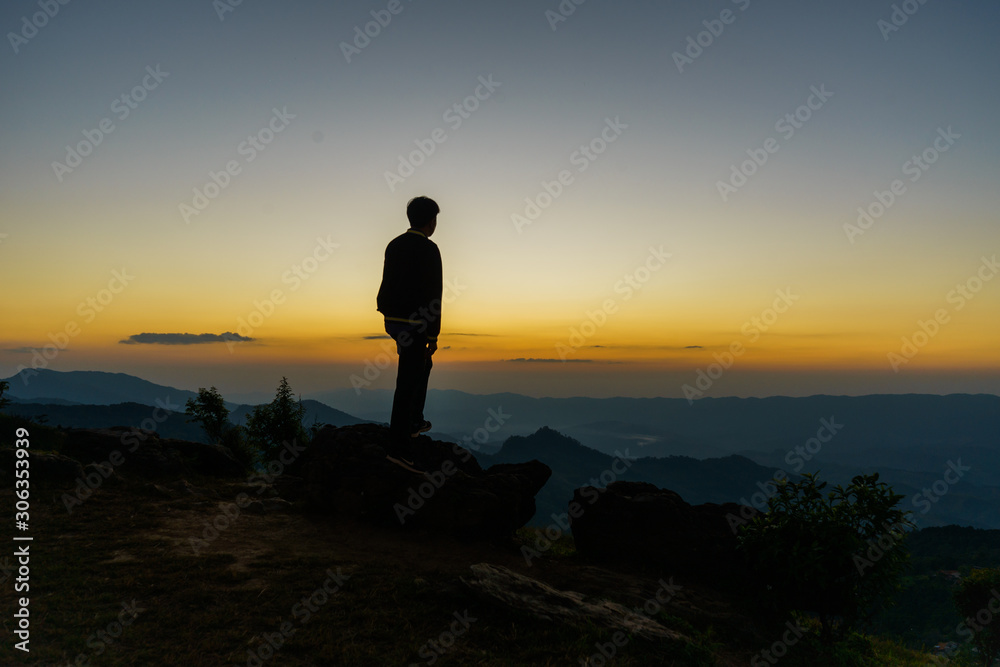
[407,196,439,236]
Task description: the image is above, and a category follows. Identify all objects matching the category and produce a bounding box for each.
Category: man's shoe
[410,420,432,437]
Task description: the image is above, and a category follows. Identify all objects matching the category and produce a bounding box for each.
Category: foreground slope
[0,419,935,666]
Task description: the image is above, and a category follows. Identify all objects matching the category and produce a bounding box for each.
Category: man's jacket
[376,229,442,340]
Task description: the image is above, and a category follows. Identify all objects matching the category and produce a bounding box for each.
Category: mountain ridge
[6,369,999,528]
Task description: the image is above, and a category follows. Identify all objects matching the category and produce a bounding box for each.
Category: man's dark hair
[406,196,439,228]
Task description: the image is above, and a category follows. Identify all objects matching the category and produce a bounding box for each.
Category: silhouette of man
[377,196,442,445]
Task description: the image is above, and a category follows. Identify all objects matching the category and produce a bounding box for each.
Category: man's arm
[428,243,443,339]
[424,242,443,354]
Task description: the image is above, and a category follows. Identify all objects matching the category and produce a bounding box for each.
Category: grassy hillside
[0,473,938,666]
[0,422,937,665]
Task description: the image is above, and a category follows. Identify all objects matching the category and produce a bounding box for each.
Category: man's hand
[426,340,438,357]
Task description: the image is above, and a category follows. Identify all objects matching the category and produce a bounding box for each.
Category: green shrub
[244,377,308,462]
[952,567,1000,666]
[185,386,256,470]
[737,472,914,644]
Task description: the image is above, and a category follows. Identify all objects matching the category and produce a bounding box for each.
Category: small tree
[0,380,10,412]
[737,472,914,644]
[953,568,1000,666]
[245,377,308,461]
[185,387,255,470]
[185,387,230,443]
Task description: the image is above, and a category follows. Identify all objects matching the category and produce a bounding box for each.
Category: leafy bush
[184,386,230,443]
[952,567,1000,666]
[185,386,256,470]
[737,472,914,644]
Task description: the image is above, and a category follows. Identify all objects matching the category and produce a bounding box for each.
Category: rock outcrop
[290,424,551,539]
[570,481,751,582]
[461,563,689,642]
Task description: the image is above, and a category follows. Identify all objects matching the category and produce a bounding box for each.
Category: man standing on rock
[377,196,442,447]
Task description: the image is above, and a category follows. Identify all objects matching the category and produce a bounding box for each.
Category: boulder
[570,481,751,582]
[462,563,689,642]
[297,424,551,539]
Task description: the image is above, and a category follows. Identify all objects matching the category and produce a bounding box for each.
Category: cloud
[504,357,593,363]
[363,335,391,340]
[4,347,38,353]
[119,332,254,345]
[685,345,703,349]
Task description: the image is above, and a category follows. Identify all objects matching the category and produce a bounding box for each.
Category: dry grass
[0,465,935,666]
[1,475,723,666]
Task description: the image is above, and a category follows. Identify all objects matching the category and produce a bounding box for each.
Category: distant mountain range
[5,369,202,407]
[5,369,999,528]
[477,427,790,528]
[312,386,1000,456]
[2,370,366,442]
[4,400,209,442]
[4,398,367,443]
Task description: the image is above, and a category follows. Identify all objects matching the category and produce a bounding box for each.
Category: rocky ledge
[284,423,551,540]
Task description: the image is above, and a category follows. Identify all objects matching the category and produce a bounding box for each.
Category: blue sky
[2,0,998,399]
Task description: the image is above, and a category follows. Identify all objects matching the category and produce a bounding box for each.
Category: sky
[1,0,999,400]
